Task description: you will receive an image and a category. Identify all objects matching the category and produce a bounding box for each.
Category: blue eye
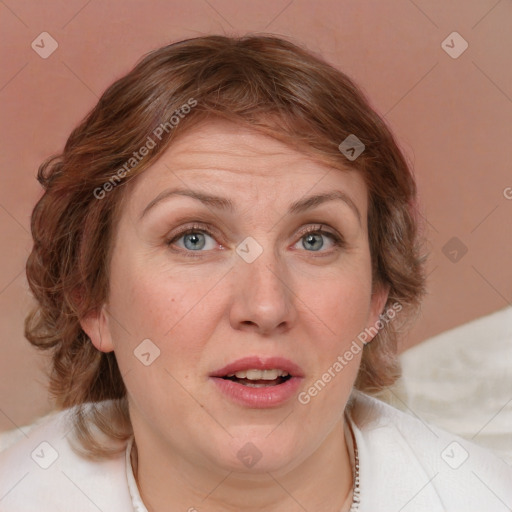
[293,224,345,253]
[168,226,217,252]
[182,232,208,250]
[300,232,332,251]
[166,223,344,256]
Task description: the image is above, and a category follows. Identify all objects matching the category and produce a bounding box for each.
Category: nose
[228,245,297,336]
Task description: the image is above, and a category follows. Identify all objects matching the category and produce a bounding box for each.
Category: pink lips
[209,356,305,408]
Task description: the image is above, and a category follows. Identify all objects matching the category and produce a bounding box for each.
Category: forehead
[124,119,368,213]
[163,120,327,174]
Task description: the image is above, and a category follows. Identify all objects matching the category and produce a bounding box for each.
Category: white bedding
[399,306,512,464]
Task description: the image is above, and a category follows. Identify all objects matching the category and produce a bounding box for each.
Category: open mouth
[210,363,303,407]
[221,369,293,387]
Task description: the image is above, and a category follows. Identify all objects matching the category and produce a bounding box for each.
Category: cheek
[106,258,216,414]
[296,270,372,408]
[300,263,374,338]
[107,254,219,354]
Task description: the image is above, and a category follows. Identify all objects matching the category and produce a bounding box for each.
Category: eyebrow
[140,188,362,225]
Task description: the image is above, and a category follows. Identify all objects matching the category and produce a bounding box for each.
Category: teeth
[226,369,290,380]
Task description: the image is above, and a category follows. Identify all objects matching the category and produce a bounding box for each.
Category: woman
[0,34,510,512]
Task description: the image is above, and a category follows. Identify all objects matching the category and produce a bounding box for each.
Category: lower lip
[210,376,303,408]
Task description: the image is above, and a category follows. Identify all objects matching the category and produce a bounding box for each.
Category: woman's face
[83,119,387,475]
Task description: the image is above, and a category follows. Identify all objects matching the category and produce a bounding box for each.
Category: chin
[221,454,297,476]
[213,434,301,475]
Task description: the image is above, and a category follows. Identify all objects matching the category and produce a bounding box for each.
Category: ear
[80,305,115,353]
[365,282,390,343]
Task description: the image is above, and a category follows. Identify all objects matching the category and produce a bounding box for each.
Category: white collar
[125,436,149,512]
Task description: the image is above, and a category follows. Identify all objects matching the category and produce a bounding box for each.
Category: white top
[1,390,511,511]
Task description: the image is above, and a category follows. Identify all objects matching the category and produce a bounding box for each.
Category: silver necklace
[348,436,361,511]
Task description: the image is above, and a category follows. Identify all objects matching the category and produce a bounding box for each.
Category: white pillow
[399,306,512,464]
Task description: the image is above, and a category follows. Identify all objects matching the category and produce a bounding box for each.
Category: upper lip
[210,356,305,378]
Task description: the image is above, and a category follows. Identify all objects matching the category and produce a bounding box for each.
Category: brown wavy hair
[25,34,426,459]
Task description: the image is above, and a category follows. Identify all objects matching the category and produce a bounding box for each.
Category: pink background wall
[1,0,511,430]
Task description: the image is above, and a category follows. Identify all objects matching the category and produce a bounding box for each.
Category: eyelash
[165,222,345,257]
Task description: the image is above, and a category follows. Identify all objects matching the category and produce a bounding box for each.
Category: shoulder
[348,390,512,512]
[0,402,133,512]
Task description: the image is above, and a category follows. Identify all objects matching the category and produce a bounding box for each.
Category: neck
[131,416,355,512]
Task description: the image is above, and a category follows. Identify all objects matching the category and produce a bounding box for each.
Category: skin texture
[81,119,388,512]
